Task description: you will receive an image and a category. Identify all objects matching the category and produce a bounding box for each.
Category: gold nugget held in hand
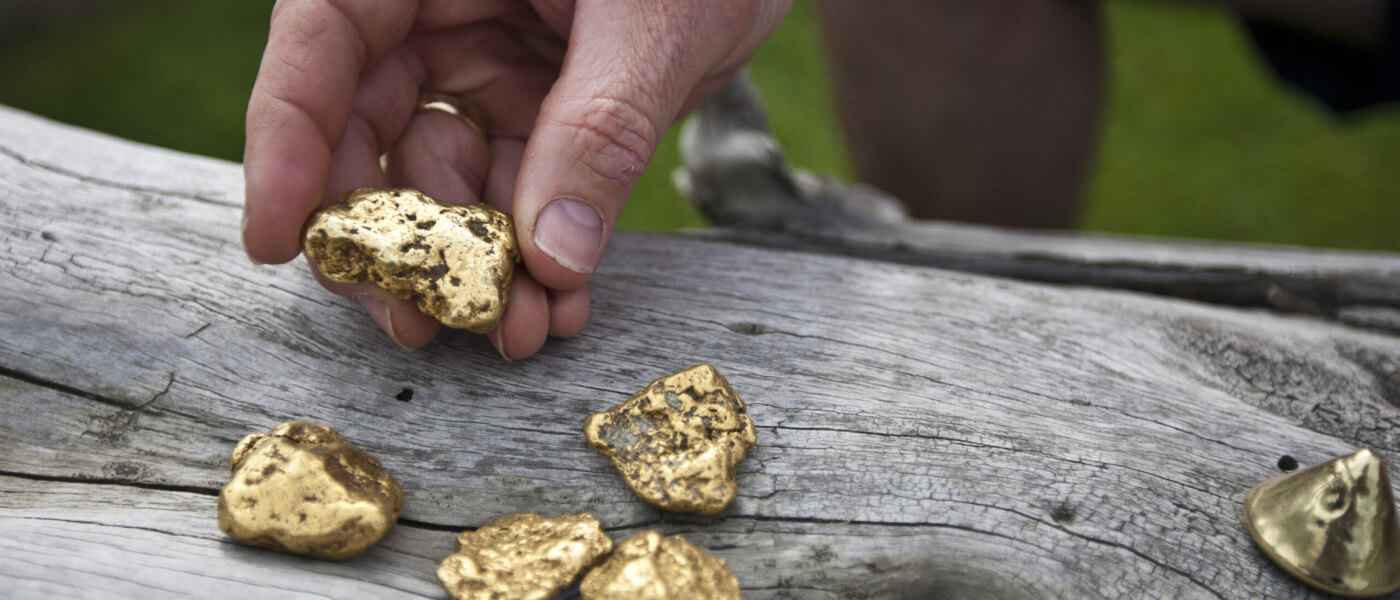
[437,513,613,600]
[304,187,519,332]
[217,421,402,560]
[584,364,757,515]
[580,531,741,600]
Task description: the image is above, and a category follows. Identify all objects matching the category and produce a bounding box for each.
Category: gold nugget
[1243,449,1400,597]
[304,187,519,332]
[437,513,613,600]
[580,531,741,600]
[584,364,756,515]
[217,421,403,560]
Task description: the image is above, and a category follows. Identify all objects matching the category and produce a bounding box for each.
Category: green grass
[1,0,1396,250]
[1084,1,1400,251]
[0,1,266,162]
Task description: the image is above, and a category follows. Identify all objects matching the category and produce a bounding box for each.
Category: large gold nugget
[216,421,403,560]
[580,531,741,600]
[436,513,613,600]
[304,187,520,332]
[584,364,756,515]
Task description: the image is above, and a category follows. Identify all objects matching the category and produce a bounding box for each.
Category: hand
[242,0,790,358]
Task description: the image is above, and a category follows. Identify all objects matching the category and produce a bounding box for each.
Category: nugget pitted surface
[583,364,756,515]
[579,531,741,600]
[304,187,519,332]
[216,421,402,560]
[437,513,613,600]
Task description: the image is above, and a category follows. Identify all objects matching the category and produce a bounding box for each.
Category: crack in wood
[0,365,136,411]
[394,518,468,534]
[0,469,218,498]
[701,228,1398,318]
[0,142,239,209]
[9,514,218,542]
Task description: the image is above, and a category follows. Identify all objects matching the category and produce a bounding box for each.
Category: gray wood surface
[695,225,1400,334]
[3,104,1400,599]
[678,74,1400,335]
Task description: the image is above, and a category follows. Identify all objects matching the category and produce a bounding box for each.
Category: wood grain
[3,105,1399,599]
[679,74,1400,334]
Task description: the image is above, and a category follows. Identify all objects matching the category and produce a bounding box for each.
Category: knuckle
[557,95,658,189]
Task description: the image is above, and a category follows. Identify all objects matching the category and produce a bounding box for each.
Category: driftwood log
[676,75,1400,337]
[2,104,1400,599]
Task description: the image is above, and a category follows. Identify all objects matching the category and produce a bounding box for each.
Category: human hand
[242,0,790,358]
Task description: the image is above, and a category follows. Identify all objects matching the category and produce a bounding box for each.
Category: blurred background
[1,0,1395,251]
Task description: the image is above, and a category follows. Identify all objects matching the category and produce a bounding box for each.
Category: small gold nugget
[304,187,520,332]
[437,513,613,600]
[584,364,756,515]
[1243,449,1400,597]
[580,531,741,600]
[217,421,402,560]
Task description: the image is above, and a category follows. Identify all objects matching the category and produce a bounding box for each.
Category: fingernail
[489,329,512,362]
[534,198,603,274]
[355,294,412,352]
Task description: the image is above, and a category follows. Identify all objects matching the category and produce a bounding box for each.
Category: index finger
[242,0,418,264]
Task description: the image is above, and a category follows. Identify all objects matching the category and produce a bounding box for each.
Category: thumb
[514,1,715,291]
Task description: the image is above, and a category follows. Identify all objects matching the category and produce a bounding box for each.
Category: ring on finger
[415,92,489,139]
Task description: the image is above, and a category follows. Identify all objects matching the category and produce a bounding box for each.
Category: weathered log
[677,75,1400,334]
[2,104,1399,599]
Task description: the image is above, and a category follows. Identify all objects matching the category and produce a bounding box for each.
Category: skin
[243,0,790,358]
[816,0,1386,229]
[819,0,1104,228]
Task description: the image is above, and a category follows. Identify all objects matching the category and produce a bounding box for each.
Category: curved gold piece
[1243,449,1400,597]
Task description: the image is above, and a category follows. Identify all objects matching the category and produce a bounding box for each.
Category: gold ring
[415,92,488,138]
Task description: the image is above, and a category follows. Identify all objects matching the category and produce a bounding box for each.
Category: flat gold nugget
[579,531,741,600]
[584,364,756,515]
[437,513,613,600]
[217,421,402,560]
[304,187,520,333]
